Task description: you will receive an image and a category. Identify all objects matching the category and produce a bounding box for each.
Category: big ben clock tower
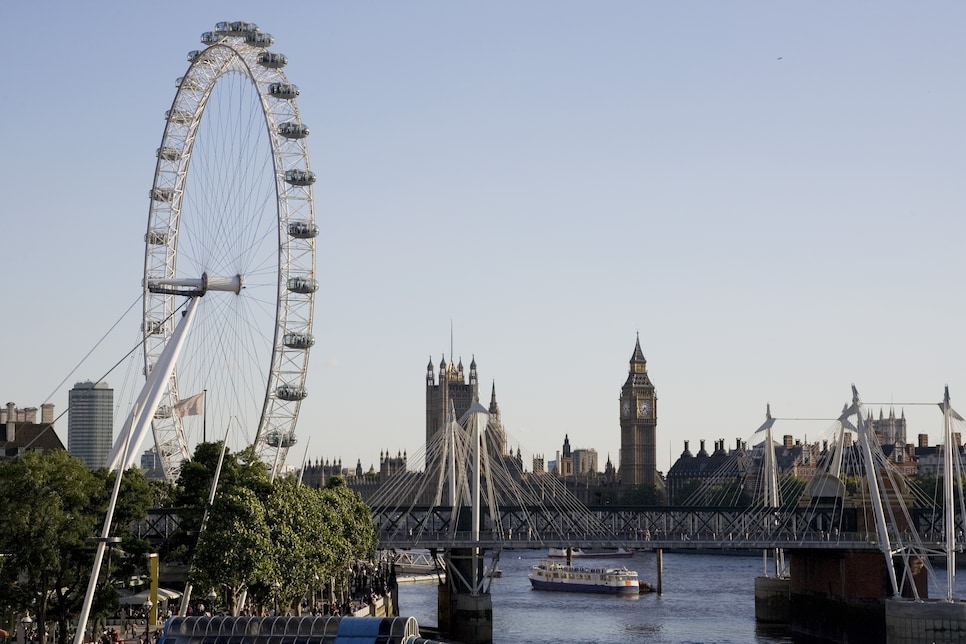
[619,335,658,487]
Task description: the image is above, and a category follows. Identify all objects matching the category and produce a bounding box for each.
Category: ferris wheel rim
[142,23,316,480]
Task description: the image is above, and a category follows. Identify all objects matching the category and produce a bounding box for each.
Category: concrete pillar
[6,402,15,442]
[754,575,790,623]
[451,593,493,644]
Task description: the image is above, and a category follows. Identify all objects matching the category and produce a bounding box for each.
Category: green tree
[189,488,273,615]
[0,451,98,644]
[0,452,152,644]
[168,443,270,563]
[619,484,663,506]
[322,478,376,563]
[174,446,375,616]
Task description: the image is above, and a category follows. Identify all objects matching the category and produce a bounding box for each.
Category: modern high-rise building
[68,381,113,469]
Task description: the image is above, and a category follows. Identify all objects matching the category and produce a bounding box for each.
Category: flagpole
[203,389,207,443]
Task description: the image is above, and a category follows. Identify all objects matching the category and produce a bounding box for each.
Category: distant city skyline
[1,2,964,476]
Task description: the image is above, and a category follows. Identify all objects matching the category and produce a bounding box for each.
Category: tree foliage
[0,452,152,644]
[190,488,272,615]
[0,442,377,632]
[179,447,376,615]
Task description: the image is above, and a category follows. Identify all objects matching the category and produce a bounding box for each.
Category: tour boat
[528,560,641,594]
[547,547,634,558]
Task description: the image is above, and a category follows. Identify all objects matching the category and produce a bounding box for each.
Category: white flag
[174,392,205,418]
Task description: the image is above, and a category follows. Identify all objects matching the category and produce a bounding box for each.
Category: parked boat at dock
[528,560,642,594]
[547,547,634,558]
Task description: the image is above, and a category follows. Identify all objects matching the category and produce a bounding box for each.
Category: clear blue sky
[1,2,964,476]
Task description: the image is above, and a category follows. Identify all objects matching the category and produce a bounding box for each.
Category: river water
[396,549,966,644]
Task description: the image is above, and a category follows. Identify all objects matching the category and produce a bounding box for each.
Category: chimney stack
[6,402,15,443]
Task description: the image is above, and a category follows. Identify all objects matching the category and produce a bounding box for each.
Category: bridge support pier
[754,575,790,623]
[886,598,966,643]
[436,548,493,644]
[787,549,889,643]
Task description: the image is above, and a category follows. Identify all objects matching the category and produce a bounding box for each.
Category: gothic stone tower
[425,354,478,447]
[619,336,658,487]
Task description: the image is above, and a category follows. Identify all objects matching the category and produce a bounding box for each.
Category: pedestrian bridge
[372,504,951,553]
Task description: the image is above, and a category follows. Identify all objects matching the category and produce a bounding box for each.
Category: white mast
[849,385,899,596]
[448,400,457,507]
[467,397,489,595]
[757,404,783,576]
[940,386,961,601]
[106,295,202,472]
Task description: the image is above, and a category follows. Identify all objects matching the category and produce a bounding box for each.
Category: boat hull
[528,561,641,595]
[528,578,640,594]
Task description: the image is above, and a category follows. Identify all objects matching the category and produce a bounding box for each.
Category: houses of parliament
[302,336,666,505]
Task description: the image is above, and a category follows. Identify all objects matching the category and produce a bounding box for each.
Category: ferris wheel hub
[147,273,243,296]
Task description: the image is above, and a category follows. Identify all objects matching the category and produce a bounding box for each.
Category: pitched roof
[0,423,66,457]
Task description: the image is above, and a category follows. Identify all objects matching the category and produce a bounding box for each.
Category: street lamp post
[207,589,217,615]
[142,600,152,644]
[311,574,319,613]
[271,581,281,616]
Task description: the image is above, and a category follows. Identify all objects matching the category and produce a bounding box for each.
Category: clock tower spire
[619,334,658,488]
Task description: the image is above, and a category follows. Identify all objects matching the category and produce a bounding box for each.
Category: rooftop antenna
[450,319,454,366]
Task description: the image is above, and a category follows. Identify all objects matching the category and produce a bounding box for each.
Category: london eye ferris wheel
[142,21,317,480]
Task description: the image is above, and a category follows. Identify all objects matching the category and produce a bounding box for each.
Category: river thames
[396,549,963,644]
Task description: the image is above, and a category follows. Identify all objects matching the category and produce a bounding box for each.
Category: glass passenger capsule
[245,31,274,48]
[257,51,288,69]
[286,277,319,294]
[276,385,308,401]
[200,32,221,45]
[284,169,316,186]
[156,147,179,161]
[143,319,166,335]
[266,430,298,448]
[150,188,174,202]
[288,221,319,239]
[216,21,259,36]
[283,332,316,349]
[268,83,299,99]
[187,50,215,65]
[277,122,309,139]
[145,229,169,245]
[165,109,192,123]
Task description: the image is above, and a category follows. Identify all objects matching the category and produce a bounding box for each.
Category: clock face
[638,400,652,418]
[621,401,631,417]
